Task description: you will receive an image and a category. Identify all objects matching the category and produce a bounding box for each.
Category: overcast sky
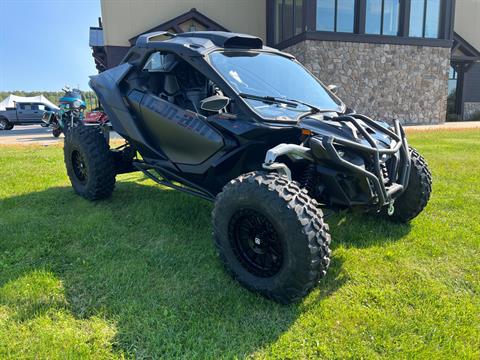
[0,0,101,91]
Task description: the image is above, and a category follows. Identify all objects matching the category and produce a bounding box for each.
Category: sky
[0,0,101,91]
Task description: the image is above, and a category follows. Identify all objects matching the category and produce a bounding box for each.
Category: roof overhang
[129,8,229,46]
[451,32,480,63]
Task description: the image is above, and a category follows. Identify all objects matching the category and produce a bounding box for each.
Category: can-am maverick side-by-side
[64,31,431,303]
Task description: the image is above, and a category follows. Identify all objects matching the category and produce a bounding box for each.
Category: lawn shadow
[327,211,411,250]
[0,180,408,358]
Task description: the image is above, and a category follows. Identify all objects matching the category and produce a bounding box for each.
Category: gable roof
[129,8,229,46]
[452,32,480,62]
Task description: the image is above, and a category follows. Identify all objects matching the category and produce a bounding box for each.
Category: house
[89,0,480,124]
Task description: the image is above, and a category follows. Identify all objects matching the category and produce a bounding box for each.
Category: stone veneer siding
[464,102,480,120]
[284,40,451,125]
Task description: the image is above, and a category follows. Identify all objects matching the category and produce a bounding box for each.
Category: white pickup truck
[0,102,56,130]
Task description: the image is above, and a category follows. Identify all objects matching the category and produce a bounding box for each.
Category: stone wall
[464,102,480,120]
[284,40,451,124]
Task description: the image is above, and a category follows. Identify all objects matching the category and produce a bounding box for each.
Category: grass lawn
[0,129,479,359]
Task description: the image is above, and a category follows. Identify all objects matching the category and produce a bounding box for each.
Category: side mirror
[327,84,338,94]
[200,95,230,112]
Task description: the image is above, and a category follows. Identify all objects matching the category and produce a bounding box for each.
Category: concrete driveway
[0,125,62,145]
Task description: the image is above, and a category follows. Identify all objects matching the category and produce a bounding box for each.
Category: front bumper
[310,114,411,209]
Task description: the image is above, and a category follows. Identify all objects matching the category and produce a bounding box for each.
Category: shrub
[467,110,480,121]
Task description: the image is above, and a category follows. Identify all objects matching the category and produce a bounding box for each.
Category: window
[268,0,448,46]
[365,0,399,35]
[295,0,303,35]
[143,52,178,72]
[20,104,32,110]
[409,0,441,38]
[274,0,282,44]
[210,51,344,120]
[273,0,304,44]
[448,66,457,95]
[316,0,355,33]
[284,0,294,40]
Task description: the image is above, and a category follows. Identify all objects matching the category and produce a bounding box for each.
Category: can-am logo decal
[142,95,222,142]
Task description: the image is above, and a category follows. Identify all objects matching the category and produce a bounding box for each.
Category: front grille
[380,162,390,185]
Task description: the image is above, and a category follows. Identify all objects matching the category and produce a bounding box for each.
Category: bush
[447,92,456,115]
[467,110,480,121]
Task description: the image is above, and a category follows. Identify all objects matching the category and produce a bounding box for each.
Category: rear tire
[213,171,331,304]
[64,126,116,200]
[386,147,432,222]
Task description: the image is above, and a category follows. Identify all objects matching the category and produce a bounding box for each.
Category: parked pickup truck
[0,103,56,130]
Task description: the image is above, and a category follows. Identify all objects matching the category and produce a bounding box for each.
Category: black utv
[64,31,432,303]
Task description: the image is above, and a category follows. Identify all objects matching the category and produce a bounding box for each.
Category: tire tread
[213,171,331,303]
[64,126,115,200]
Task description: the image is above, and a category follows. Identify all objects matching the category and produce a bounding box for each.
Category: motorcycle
[42,87,86,137]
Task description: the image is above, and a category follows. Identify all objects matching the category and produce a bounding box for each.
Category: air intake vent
[224,35,263,49]
[176,31,263,49]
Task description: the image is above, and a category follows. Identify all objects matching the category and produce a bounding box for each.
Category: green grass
[0,130,479,359]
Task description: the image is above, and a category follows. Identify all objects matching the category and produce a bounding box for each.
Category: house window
[448,66,457,95]
[295,0,304,35]
[269,0,449,46]
[274,0,304,44]
[365,0,400,35]
[316,0,355,33]
[409,0,441,38]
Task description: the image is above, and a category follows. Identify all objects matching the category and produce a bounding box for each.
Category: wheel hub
[228,209,283,277]
[71,150,88,183]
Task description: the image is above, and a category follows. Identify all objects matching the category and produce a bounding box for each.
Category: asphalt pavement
[0,124,120,145]
[0,125,62,145]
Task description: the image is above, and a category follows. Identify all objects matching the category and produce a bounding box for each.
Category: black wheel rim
[228,209,283,277]
[0,120,6,130]
[71,150,87,183]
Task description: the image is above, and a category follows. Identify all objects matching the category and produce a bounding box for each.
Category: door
[138,92,224,165]
[16,103,37,123]
[33,104,47,123]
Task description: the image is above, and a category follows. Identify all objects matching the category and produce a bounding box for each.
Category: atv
[64,31,432,303]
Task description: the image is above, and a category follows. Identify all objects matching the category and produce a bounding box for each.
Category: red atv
[83,110,109,125]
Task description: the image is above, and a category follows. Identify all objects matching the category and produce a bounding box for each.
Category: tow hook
[387,200,395,216]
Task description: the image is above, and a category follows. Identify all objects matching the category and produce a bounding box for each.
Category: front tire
[388,147,432,222]
[52,127,62,137]
[64,126,116,200]
[213,172,331,304]
[0,118,13,130]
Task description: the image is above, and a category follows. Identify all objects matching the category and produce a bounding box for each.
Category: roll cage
[119,31,343,126]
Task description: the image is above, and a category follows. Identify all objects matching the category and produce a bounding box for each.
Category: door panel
[17,104,36,122]
[139,93,224,165]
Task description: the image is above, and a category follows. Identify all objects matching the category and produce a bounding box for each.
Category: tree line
[0,90,99,110]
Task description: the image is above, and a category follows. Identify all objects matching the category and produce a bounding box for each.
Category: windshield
[209,51,344,120]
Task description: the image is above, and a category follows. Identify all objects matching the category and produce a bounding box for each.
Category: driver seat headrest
[163,74,180,96]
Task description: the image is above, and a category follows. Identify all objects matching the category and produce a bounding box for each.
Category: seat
[163,74,180,96]
[158,74,181,104]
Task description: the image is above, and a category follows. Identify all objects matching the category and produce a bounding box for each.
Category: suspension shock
[299,163,317,196]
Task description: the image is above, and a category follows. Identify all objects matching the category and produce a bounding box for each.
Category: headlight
[72,100,82,109]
